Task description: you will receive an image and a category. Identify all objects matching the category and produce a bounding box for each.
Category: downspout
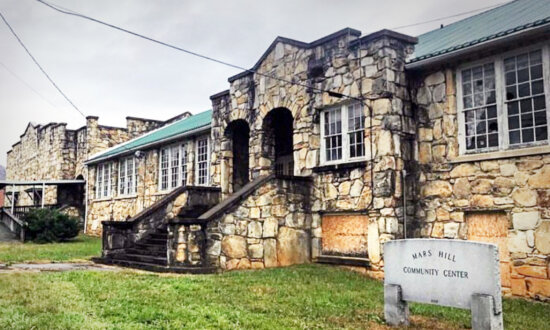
[402,169,407,239]
[84,167,89,234]
[41,182,45,208]
[11,183,15,214]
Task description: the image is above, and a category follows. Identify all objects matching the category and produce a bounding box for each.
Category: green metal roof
[87,109,212,163]
[411,0,550,63]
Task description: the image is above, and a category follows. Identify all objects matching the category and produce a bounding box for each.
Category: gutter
[85,124,211,165]
[406,23,550,70]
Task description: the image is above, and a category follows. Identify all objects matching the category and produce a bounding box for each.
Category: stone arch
[261,107,294,176]
[224,119,251,193]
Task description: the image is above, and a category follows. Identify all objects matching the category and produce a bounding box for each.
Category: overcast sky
[0,0,507,166]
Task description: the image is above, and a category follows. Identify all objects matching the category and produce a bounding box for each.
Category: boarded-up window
[322,214,368,257]
[467,212,510,288]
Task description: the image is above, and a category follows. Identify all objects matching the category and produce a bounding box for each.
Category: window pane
[509,131,521,144]
[487,106,497,118]
[508,101,519,115]
[518,83,530,97]
[530,65,542,79]
[521,113,533,127]
[522,129,534,142]
[535,111,547,126]
[534,96,546,110]
[505,71,516,85]
[476,136,487,149]
[532,80,544,95]
[508,116,520,129]
[466,136,475,150]
[488,133,498,147]
[536,127,548,141]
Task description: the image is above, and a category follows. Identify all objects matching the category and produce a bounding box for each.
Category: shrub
[23,208,80,243]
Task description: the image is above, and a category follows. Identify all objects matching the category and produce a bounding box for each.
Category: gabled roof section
[86,110,212,164]
[228,28,361,82]
[411,0,550,63]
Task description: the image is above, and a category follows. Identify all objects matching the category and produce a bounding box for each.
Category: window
[159,143,188,191]
[504,50,547,145]
[458,45,549,154]
[95,163,113,198]
[119,157,136,196]
[196,136,210,185]
[321,102,366,164]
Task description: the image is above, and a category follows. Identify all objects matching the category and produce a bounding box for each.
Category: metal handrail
[0,208,26,242]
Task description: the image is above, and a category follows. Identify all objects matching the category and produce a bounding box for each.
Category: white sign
[384,239,502,313]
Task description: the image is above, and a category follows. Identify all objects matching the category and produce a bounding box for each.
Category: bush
[23,208,80,243]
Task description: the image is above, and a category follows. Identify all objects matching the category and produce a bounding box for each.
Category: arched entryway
[262,108,294,176]
[225,120,250,192]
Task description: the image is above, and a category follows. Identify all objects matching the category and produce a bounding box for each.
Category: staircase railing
[0,208,26,242]
[101,186,220,258]
[11,204,59,220]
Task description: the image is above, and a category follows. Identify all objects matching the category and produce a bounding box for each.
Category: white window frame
[195,135,210,186]
[457,43,550,155]
[118,156,137,196]
[95,162,114,199]
[158,142,189,191]
[320,102,367,165]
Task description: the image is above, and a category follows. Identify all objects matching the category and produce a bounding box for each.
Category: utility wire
[0,61,61,111]
[390,1,508,30]
[36,0,363,102]
[36,0,510,103]
[0,10,85,117]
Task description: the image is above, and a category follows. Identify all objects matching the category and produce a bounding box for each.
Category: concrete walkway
[0,223,18,243]
[0,262,119,273]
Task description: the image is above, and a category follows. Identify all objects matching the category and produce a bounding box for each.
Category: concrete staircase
[97,225,216,274]
[95,185,221,274]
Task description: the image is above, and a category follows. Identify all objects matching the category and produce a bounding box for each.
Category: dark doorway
[225,120,250,192]
[263,108,294,176]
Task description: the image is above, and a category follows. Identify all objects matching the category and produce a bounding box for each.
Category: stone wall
[210,29,417,272]
[5,114,177,211]
[204,177,311,270]
[6,123,77,207]
[411,66,550,301]
[86,137,201,235]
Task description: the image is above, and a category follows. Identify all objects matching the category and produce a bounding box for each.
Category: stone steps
[112,253,167,265]
[93,257,217,274]
[125,247,166,257]
[315,255,370,267]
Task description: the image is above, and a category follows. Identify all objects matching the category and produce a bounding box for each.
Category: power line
[0,61,61,111]
[390,1,508,30]
[36,0,509,104]
[0,10,85,117]
[35,0,363,102]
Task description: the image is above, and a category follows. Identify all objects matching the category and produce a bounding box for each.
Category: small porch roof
[0,180,85,190]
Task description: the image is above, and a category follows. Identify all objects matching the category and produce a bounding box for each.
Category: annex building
[3,0,550,301]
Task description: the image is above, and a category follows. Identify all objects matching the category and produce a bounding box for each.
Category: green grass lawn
[0,265,549,329]
[0,234,102,263]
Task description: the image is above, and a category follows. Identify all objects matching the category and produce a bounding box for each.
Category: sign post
[384,239,503,330]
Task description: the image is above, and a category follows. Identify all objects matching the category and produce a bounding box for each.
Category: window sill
[91,197,113,202]
[313,160,367,173]
[114,195,138,200]
[451,145,550,163]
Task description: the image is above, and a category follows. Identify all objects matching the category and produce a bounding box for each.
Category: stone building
[2,112,189,220]
[91,0,549,301]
